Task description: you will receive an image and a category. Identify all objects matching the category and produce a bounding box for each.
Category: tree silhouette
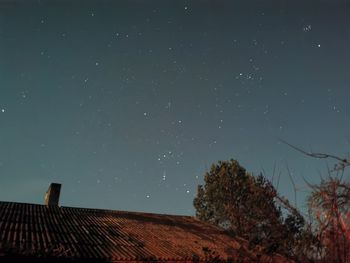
[193,159,305,257]
[281,139,350,262]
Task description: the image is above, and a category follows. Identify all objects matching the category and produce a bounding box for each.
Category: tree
[193,159,305,257]
[280,139,350,262]
[308,178,350,263]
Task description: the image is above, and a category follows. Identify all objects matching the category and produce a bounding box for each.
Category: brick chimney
[44,183,61,206]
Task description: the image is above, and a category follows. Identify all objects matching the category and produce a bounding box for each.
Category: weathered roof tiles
[0,201,291,262]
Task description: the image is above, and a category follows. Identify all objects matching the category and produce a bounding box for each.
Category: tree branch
[279,139,350,172]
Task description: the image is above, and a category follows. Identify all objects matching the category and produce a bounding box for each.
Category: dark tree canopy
[193,159,305,256]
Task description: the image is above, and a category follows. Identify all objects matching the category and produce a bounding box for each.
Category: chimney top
[44,183,61,206]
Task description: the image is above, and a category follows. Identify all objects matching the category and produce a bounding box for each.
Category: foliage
[275,140,350,262]
[307,177,350,263]
[193,159,305,257]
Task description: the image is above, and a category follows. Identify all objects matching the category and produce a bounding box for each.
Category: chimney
[44,183,61,206]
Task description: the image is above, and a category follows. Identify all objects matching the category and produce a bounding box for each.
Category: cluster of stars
[0,1,347,215]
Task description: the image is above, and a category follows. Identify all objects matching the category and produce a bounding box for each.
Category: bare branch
[285,162,297,207]
[271,161,277,186]
[279,139,350,172]
[276,171,281,192]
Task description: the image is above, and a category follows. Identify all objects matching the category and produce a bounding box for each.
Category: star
[302,25,312,32]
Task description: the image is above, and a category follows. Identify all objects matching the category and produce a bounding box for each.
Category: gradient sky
[1,0,350,215]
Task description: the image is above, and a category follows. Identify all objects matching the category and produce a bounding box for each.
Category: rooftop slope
[0,201,291,262]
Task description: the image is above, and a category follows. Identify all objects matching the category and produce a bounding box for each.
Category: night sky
[1,0,350,215]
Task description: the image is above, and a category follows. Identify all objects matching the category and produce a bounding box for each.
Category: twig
[285,162,297,208]
[279,139,350,172]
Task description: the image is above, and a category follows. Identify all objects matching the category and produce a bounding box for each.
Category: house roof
[0,201,291,262]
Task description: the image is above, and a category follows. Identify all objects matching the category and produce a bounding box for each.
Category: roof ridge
[0,200,194,218]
